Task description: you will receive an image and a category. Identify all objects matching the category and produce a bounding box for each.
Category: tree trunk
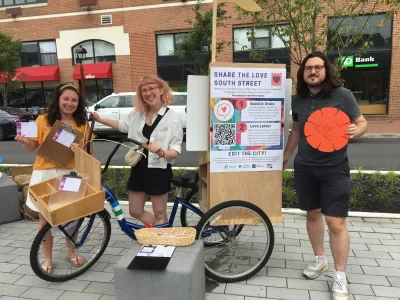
[311,1,318,52]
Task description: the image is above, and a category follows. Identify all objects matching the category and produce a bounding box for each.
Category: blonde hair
[135,75,174,112]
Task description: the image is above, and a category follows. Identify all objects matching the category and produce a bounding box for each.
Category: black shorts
[127,160,173,196]
[293,159,351,218]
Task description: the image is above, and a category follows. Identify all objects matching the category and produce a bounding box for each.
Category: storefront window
[25,82,44,107]
[7,82,25,109]
[328,14,392,51]
[6,81,59,109]
[328,14,392,115]
[43,81,59,106]
[342,70,389,115]
[80,79,113,106]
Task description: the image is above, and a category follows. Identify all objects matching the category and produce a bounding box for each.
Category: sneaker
[332,274,349,300]
[303,256,328,279]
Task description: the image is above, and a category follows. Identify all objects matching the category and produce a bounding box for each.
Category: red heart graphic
[273,75,281,83]
[222,106,227,112]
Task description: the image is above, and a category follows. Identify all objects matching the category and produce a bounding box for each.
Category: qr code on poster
[213,123,236,146]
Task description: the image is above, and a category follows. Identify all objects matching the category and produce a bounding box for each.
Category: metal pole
[80,60,86,102]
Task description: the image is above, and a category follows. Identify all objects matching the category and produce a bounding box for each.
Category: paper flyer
[210,66,286,173]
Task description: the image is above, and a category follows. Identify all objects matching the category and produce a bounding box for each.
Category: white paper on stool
[186,75,209,152]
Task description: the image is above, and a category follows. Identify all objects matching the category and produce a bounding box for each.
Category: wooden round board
[304,107,351,152]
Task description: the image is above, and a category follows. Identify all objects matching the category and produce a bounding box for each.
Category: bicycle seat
[171,170,199,189]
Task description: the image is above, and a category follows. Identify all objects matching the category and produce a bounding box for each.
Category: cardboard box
[28,145,105,226]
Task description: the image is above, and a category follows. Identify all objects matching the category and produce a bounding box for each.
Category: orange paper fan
[305,107,351,152]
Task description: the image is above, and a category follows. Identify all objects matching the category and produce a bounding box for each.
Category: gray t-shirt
[292,87,361,166]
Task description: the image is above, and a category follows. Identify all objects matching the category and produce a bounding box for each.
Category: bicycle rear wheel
[196,200,274,283]
[30,210,111,282]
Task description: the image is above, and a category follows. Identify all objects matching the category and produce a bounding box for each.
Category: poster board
[198,62,287,222]
[37,121,83,168]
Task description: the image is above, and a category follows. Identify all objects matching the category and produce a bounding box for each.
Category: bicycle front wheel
[196,200,274,283]
[30,210,111,282]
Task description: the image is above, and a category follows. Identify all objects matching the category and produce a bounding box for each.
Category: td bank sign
[340,55,379,68]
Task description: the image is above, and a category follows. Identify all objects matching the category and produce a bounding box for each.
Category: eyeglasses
[141,86,159,95]
[304,65,325,73]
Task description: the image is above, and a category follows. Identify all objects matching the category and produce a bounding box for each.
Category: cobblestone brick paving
[0,204,399,300]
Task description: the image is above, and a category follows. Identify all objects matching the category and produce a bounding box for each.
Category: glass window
[20,40,58,67]
[233,28,252,51]
[21,42,40,67]
[72,40,116,65]
[233,26,289,51]
[156,33,188,56]
[7,82,25,109]
[328,14,392,50]
[39,41,58,66]
[99,96,120,108]
[81,79,113,106]
[121,95,135,108]
[1,0,47,6]
[170,94,187,106]
[43,81,59,106]
[25,82,44,108]
[341,70,389,114]
[93,40,116,63]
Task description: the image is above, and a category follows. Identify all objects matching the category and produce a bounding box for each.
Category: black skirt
[127,158,173,196]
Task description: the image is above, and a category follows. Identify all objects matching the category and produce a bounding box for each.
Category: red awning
[73,62,113,80]
[0,66,60,83]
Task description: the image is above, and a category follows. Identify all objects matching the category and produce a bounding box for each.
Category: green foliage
[282,169,293,184]
[2,166,399,210]
[236,0,399,69]
[350,184,362,208]
[282,185,296,207]
[0,32,22,108]
[173,0,230,75]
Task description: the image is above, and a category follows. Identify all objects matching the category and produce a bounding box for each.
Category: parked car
[0,109,19,140]
[87,92,187,136]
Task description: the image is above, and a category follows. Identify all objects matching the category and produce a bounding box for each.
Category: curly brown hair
[296,51,343,98]
[46,83,87,127]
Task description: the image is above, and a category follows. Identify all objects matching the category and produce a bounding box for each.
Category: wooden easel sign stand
[198,0,285,222]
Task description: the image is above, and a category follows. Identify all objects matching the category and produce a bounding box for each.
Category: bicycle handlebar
[102,137,146,174]
[85,112,148,175]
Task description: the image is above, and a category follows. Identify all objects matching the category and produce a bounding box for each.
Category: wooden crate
[28,145,105,226]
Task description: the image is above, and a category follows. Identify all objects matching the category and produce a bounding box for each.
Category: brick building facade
[0,0,398,119]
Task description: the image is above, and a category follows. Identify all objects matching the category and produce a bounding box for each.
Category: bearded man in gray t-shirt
[283,51,368,300]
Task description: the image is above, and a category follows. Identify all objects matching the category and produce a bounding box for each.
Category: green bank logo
[341,56,354,67]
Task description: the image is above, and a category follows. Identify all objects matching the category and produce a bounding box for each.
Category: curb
[357,133,400,139]
[114,201,400,219]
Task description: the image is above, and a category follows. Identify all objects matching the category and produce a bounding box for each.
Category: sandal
[65,256,86,268]
[41,265,53,274]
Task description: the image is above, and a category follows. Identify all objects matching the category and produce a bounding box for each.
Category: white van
[87,91,187,135]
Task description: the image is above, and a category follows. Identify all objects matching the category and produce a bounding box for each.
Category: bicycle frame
[103,184,204,240]
[65,184,202,248]
[62,117,204,247]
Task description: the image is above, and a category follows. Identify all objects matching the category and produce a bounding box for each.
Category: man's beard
[306,76,324,87]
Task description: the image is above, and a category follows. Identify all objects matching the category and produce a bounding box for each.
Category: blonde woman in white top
[91,75,183,226]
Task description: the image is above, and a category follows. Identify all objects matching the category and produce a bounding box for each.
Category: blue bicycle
[29,121,275,283]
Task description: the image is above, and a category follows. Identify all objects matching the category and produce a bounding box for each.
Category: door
[119,95,136,123]
[94,95,121,131]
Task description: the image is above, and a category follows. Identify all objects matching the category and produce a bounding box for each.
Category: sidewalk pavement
[362,120,400,138]
[0,204,399,300]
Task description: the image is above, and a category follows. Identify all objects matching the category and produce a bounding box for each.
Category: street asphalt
[0,137,399,170]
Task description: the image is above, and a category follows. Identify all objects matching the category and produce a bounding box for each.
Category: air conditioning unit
[101,15,112,25]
